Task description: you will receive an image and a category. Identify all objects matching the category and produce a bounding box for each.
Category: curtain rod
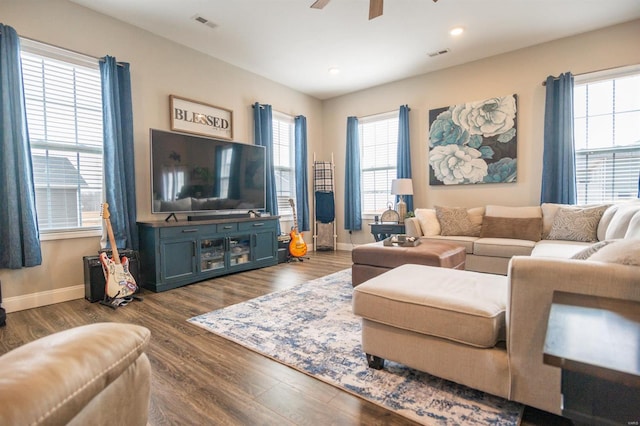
[541,64,639,86]
[19,34,125,67]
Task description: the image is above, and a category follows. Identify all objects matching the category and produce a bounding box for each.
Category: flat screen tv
[150,129,266,215]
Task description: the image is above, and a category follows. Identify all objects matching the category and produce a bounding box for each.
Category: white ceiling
[70,0,640,100]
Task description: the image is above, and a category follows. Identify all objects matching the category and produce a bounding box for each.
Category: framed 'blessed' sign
[170,95,233,140]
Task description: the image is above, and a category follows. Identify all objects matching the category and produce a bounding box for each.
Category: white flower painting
[429,94,518,185]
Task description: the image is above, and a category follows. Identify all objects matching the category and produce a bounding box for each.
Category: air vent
[192,14,218,29]
[428,48,450,58]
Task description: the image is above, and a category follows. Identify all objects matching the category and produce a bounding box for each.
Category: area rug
[188,269,522,425]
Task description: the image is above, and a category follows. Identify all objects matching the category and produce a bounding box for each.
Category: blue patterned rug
[188,269,522,425]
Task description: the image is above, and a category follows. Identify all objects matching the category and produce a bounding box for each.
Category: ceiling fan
[311,0,438,20]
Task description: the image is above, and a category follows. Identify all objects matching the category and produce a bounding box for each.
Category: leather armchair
[0,322,151,425]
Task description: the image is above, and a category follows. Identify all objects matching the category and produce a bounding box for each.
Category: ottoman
[351,240,466,286]
[352,263,510,398]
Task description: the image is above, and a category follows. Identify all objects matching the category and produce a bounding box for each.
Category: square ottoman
[352,263,510,398]
[351,240,466,286]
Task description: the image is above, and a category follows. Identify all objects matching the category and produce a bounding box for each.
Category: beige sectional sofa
[353,199,640,416]
[404,200,640,274]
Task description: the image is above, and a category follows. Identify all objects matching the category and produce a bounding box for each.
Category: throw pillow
[588,239,640,266]
[546,205,609,242]
[570,240,617,260]
[435,206,481,237]
[480,216,542,241]
[414,208,441,236]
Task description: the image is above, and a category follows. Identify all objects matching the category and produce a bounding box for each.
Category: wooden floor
[0,250,571,425]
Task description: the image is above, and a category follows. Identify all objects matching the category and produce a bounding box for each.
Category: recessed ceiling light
[328,67,340,75]
[450,27,464,36]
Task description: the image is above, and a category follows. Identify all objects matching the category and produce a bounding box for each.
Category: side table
[543,291,640,426]
[369,222,404,241]
[369,222,405,242]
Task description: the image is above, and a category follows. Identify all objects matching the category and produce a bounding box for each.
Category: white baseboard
[3,285,85,313]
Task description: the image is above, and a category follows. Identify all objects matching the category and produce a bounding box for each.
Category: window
[359,112,399,214]
[272,112,296,218]
[574,67,640,204]
[20,39,103,233]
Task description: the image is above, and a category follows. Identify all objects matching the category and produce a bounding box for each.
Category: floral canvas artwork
[428,94,518,185]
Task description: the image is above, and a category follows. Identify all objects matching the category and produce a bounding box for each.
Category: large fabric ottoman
[351,240,466,286]
[352,263,510,398]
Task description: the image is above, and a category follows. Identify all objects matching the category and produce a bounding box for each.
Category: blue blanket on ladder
[315,191,335,223]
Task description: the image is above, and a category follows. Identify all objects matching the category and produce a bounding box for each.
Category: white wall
[323,19,640,246]
[0,0,323,309]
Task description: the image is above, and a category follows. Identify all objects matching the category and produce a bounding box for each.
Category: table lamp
[391,178,413,224]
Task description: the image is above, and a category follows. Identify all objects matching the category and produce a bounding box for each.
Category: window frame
[573,64,640,205]
[271,111,296,220]
[20,38,104,239]
[358,111,399,216]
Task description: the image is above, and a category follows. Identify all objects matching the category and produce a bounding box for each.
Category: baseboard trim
[3,285,84,314]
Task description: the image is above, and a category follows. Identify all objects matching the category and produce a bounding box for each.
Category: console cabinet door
[227,234,252,270]
[239,220,277,265]
[199,237,225,272]
[160,239,196,282]
[253,228,277,263]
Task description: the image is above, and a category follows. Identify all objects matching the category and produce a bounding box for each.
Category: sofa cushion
[435,206,481,237]
[627,212,640,239]
[352,264,508,348]
[474,238,536,258]
[414,208,440,236]
[467,206,486,227]
[480,216,542,241]
[546,205,609,242]
[485,205,542,218]
[602,201,640,240]
[541,203,570,238]
[530,240,592,258]
[588,239,640,266]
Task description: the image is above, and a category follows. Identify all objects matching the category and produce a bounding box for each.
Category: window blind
[272,113,295,217]
[359,112,399,214]
[574,70,640,204]
[20,41,103,232]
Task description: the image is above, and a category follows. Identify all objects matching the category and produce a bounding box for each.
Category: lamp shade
[391,178,413,195]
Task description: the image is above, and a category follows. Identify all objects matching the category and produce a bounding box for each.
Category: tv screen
[150,129,265,214]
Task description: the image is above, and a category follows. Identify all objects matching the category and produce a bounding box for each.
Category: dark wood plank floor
[0,250,570,425]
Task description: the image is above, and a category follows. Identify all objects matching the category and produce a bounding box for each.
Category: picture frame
[170,95,233,140]
[428,94,518,185]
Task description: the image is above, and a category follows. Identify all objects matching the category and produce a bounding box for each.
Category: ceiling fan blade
[369,0,383,19]
[310,0,331,9]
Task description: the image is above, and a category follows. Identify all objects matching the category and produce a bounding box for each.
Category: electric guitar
[288,198,308,257]
[99,203,137,299]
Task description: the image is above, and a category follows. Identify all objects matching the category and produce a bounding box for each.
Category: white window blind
[20,39,104,233]
[359,112,399,214]
[272,112,295,217]
[574,68,640,204]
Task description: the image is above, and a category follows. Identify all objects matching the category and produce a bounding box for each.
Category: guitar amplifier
[83,250,140,302]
